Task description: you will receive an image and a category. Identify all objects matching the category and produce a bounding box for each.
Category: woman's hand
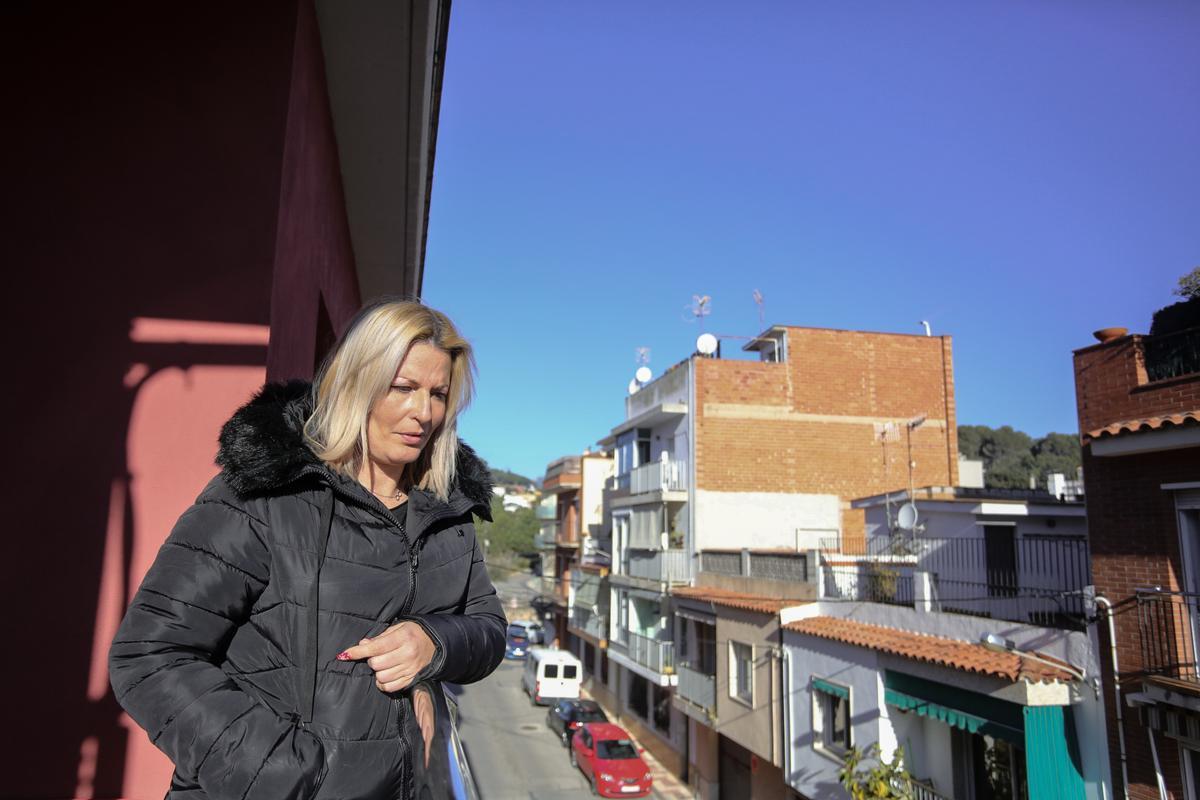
[412,685,436,769]
[338,621,436,692]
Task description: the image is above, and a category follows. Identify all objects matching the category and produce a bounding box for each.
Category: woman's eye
[433,391,449,401]
[390,384,413,393]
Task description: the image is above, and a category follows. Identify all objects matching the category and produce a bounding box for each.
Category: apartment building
[591,325,960,780]
[1072,325,1200,799]
[790,487,1109,799]
[672,549,815,799]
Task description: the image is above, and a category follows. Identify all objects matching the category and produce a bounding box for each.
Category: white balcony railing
[614,630,675,675]
[624,549,689,584]
[676,663,715,714]
[630,458,687,494]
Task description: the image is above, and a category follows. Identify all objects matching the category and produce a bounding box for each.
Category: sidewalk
[578,685,692,800]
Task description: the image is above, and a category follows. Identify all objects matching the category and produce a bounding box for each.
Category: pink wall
[8,2,361,796]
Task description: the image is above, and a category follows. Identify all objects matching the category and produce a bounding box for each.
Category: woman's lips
[398,432,424,445]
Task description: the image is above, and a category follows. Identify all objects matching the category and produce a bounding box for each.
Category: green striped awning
[885,688,986,733]
[883,671,1025,743]
[812,678,849,699]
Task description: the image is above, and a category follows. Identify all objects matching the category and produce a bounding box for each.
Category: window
[729,641,753,704]
[653,684,672,734]
[813,679,851,757]
[584,642,596,674]
[563,664,578,680]
[636,428,652,466]
[697,622,717,674]
[628,673,649,718]
[544,664,559,679]
[601,651,609,684]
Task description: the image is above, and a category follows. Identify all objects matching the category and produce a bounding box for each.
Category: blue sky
[424,1,1200,481]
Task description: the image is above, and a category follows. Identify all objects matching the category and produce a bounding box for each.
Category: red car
[570,722,653,797]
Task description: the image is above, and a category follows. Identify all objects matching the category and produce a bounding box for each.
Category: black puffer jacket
[109,381,506,799]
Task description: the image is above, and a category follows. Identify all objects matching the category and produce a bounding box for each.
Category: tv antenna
[633,347,652,387]
[635,347,650,367]
[753,289,765,328]
[688,295,712,331]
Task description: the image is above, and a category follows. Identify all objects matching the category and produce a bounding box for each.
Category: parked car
[504,620,544,660]
[570,722,652,798]
[522,647,582,705]
[546,698,609,747]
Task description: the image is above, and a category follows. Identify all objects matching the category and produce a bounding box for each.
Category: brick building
[589,325,960,789]
[1073,327,1200,799]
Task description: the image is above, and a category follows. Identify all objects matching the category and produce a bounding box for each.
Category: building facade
[595,325,961,783]
[1073,326,1200,799]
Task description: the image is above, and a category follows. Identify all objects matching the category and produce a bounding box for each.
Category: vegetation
[490,467,537,488]
[1175,266,1200,300]
[838,744,914,799]
[957,425,1080,490]
[475,497,538,558]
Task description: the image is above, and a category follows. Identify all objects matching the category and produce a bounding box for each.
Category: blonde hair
[304,299,475,501]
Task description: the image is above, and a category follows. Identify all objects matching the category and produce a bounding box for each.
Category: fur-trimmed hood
[215,380,494,518]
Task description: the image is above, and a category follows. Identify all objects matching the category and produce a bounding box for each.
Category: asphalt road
[455,659,598,800]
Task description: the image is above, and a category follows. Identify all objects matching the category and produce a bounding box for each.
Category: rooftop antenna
[633,347,652,386]
[920,320,932,337]
[690,294,712,332]
[753,289,765,329]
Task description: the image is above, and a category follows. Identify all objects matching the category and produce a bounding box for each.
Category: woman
[110,300,506,799]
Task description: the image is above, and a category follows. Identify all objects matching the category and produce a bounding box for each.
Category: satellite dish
[896,503,919,531]
[635,366,653,384]
[628,379,641,395]
[696,332,718,355]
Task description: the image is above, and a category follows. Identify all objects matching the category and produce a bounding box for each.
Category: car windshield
[596,739,639,760]
[575,708,607,723]
[506,624,527,637]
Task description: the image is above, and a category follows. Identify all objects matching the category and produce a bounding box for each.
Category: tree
[839,743,914,799]
[958,425,1080,490]
[1176,267,1200,300]
[475,497,538,558]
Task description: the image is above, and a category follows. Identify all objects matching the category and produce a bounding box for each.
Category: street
[455,660,598,800]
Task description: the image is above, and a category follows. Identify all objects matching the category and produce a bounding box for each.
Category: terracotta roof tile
[783,616,1076,684]
[1085,410,1200,442]
[670,586,801,615]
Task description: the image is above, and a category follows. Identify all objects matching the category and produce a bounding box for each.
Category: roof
[1084,410,1200,442]
[671,585,798,615]
[783,617,1076,684]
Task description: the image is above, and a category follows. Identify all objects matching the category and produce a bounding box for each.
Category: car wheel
[590,776,599,796]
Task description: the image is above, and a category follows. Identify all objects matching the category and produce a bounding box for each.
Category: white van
[522,648,582,705]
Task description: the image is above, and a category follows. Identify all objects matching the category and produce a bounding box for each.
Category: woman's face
[366,341,452,472]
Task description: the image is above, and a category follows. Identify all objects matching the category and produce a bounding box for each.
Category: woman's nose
[411,391,433,423]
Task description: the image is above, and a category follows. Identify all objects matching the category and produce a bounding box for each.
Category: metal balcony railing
[1144,326,1200,382]
[569,608,608,642]
[614,630,675,675]
[676,662,715,714]
[1137,589,1200,684]
[623,549,689,583]
[820,534,1092,630]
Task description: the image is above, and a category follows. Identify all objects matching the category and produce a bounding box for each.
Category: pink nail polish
[337,651,351,661]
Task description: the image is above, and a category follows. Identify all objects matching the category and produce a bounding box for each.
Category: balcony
[1137,589,1200,689]
[676,662,715,716]
[820,534,1092,630]
[623,549,689,584]
[630,458,687,494]
[569,607,608,643]
[700,550,808,582]
[1144,326,1200,382]
[613,630,675,675]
